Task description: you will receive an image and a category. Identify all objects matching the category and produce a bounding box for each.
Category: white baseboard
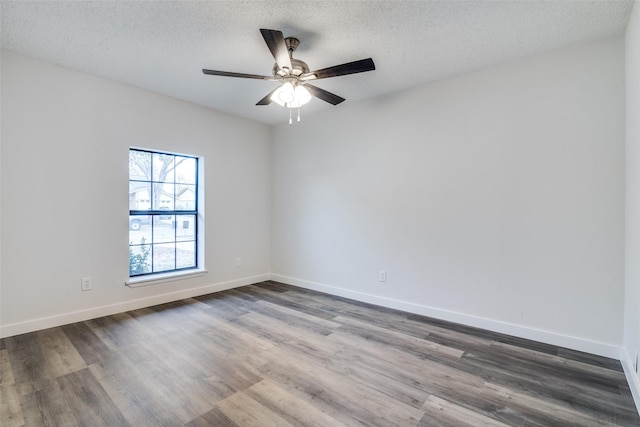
[621,347,640,415]
[270,274,621,359]
[0,274,270,338]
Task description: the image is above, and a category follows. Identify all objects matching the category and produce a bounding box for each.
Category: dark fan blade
[256,87,280,105]
[305,84,345,105]
[303,58,375,80]
[260,29,292,71]
[202,69,274,80]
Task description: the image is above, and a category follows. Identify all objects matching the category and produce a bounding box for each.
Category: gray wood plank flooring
[1,281,639,426]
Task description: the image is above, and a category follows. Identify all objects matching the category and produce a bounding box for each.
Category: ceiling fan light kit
[202,29,375,125]
[271,82,313,124]
[271,80,311,107]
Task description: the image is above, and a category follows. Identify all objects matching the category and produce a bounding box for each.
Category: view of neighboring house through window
[129,148,198,276]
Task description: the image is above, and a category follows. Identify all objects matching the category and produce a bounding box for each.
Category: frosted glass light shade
[293,85,311,106]
[270,86,286,107]
[277,82,295,103]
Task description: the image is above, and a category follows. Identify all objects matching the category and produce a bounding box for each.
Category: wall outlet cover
[81,277,92,291]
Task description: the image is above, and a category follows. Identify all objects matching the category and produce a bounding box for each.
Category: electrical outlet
[81,277,92,291]
[379,270,387,282]
[235,257,242,267]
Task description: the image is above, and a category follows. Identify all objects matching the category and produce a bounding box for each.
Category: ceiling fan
[202,29,375,123]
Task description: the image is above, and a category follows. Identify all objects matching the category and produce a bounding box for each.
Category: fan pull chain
[297,108,301,122]
[289,108,292,125]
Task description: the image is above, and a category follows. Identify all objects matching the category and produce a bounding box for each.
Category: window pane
[152,153,175,183]
[176,184,196,210]
[129,244,152,275]
[152,183,174,210]
[129,215,153,235]
[176,241,196,269]
[175,156,197,184]
[153,243,175,272]
[129,182,151,210]
[129,150,151,181]
[153,215,175,244]
[176,215,195,242]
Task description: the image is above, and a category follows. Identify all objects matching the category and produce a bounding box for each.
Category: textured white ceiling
[1,1,634,125]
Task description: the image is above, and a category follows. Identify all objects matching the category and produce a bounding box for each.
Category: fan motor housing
[272,37,309,77]
[273,58,310,77]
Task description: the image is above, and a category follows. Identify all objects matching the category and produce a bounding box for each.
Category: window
[129,148,198,277]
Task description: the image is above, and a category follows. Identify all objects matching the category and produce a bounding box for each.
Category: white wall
[624,0,640,408]
[272,37,626,357]
[0,51,272,337]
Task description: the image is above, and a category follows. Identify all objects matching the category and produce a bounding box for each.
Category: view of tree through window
[129,149,198,276]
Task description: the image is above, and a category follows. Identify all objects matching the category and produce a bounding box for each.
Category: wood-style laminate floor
[1,281,639,426]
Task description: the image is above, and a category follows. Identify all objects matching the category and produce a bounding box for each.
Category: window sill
[126,268,208,288]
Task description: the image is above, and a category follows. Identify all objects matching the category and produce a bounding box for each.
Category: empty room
[1,1,640,425]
